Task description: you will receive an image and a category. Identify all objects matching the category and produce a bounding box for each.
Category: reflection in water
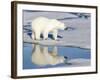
[23,43,90,69]
[32,44,68,66]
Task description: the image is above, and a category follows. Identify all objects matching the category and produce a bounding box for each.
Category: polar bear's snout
[64,27,69,30]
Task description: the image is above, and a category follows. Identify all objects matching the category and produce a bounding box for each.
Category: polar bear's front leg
[52,30,58,40]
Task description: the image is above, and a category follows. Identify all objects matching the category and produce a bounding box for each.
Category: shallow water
[23,43,91,69]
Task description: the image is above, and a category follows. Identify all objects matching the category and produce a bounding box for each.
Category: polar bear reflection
[32,44,68,66]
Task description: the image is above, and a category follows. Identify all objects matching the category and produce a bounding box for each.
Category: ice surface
[23,11,90,49]
[68,58,90,66]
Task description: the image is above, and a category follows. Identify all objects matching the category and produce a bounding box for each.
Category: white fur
[32,17,65,40]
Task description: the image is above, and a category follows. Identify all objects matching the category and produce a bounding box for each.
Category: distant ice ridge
[23,11,79,26]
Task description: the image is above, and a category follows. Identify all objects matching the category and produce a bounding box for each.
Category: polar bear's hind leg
[32,31,35,40]
[35,31,41,40]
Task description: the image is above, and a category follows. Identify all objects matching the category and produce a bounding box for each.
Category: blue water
[23,43,90,69]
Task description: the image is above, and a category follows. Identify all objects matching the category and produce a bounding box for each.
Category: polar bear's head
[51,19,65,30]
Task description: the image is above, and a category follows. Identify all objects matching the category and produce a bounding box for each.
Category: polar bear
[32,17,66,40]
